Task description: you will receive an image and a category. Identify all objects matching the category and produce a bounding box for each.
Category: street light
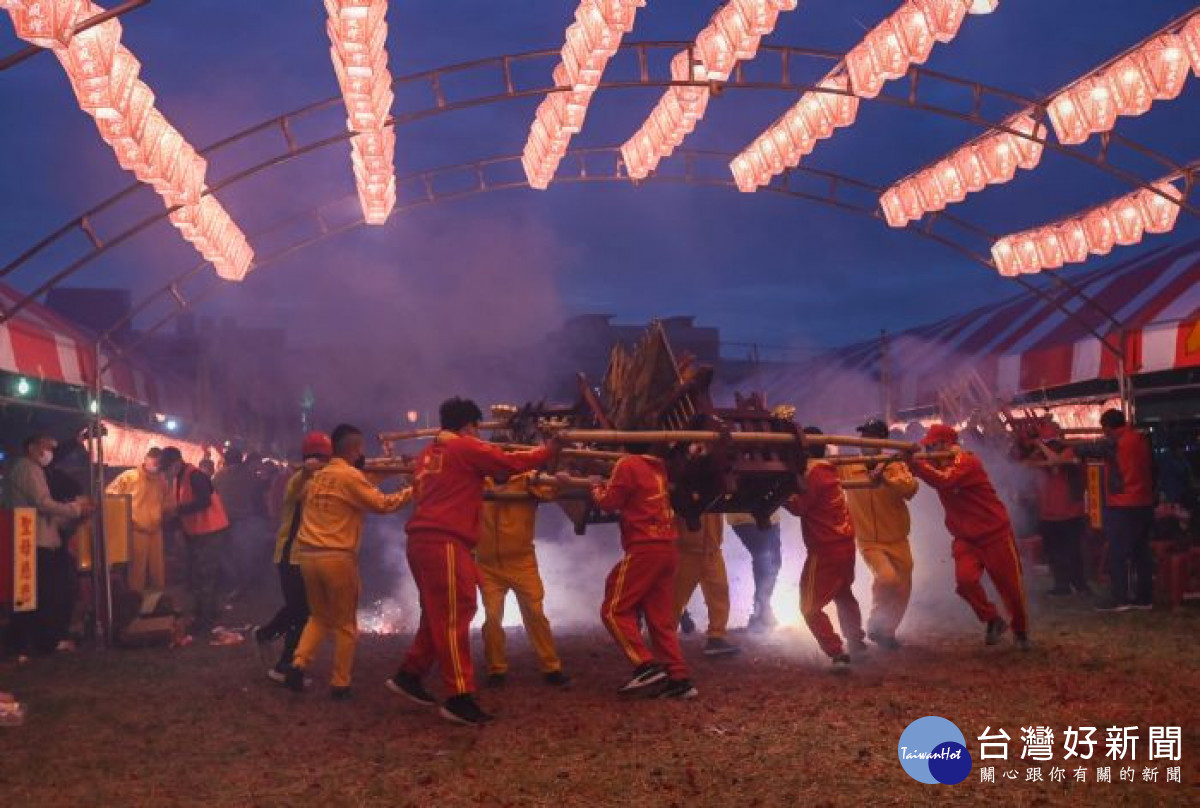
[165,418,179,432]
[15,377,31,396]
[406,410,419,424]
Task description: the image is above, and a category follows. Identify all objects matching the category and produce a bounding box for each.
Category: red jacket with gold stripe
[785,460,856,556]
[592,455,678,551]
[911,448,1013,544]
[406,432,549,548]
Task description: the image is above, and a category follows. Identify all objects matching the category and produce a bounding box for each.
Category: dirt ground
[1,592,1198,808]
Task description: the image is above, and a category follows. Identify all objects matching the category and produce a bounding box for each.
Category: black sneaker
[679,611,696,635]
[439,694,494,727]
[1014,632,1033,651]
[618,662,667,695]
[330,686,352,701]
[831,654,851,672]
[657,678,698,699]
[543,671,572,688]
[985,618,1008,645]
[868,631,901,651]
[703,637,741,657]
[1094,599,1131,613]
[284,665,305,693]
[486,673,507,688]
[386,671,437,707]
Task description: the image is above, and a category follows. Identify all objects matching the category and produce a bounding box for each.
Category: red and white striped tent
[0,283,166,410]
[763,238,1200,420]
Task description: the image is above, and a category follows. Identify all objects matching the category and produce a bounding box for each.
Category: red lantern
[896,179,923,221]
[1107,195,1144,246]
[1013,233,1042,273]
[991,236,1021,276]
[8,0,84,48]
[695,26,736,81]
[1033,227,1065,270]
[846,43,884,98]
[1182,15,1200,78]
[1139,34,1189,101]
[1105,54,1155,117]
[1047,87,1090,145]
[1075,76,1118,134]
[880,188,909,228]
[893,2,935,65]
[976,134,1016,184]
[1006,113,1045,170]
[1057,219,1089,264]
[1138,181,1181,234]
[935,160,966,204]
[730,153,759,192]
[867,18,910,80]
[815,73,858,128]
[913,0,969,44]
[914,168,946,212]
[951,145,988,193]
[798,91,834,140]
[1081,207,1115,255]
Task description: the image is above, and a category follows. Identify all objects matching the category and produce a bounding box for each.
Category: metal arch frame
[2,42,1195,330]
[2,42,1190,338]
[100,147,1128,375]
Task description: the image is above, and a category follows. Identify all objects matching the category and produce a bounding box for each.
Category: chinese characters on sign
[976,726,1183,786]
[13,507,37,613]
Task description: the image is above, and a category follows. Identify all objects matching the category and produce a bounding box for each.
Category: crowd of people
[1,397,1192,728]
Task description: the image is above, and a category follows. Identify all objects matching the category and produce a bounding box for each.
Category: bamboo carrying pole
[550,428,922,453]
[379,421,506,442]
[827,451,954,466]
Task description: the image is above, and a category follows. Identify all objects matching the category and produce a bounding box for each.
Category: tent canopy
[764,239,1200,420]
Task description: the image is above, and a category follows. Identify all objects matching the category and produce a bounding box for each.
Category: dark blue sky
[1,1,1197,359]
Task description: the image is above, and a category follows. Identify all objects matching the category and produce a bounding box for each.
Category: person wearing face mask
[252,432,333,684]
[5,434,94,656]
[286,424,411,700]
[107,448,172,594]
[160,446,230,639]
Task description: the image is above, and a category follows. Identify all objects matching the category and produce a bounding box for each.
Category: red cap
[301,431,333,458]
[921,424,959,447]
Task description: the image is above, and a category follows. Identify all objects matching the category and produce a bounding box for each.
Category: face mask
[353,455,366,471]
[37,450,53,468]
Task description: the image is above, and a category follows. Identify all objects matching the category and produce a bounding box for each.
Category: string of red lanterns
[729,0,996,192]
[990,180,1184,276]
[325,0,396,225]
[622,0,798,181]
[523,1,647,190]
[3,0,253,281]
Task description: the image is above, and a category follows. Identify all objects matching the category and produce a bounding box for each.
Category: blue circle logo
[897,716,972,784]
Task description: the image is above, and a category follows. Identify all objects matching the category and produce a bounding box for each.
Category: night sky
[1,0,1197,361]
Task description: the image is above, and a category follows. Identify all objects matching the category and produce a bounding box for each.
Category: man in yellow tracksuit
[840,419,918,650]
[674,513,739,657]
[477,472,569,687]
[106,447,171,593]
[287,424,411,699]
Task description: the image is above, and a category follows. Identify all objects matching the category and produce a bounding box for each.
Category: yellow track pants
[673,550,730,638]
[127,528,165,593]
[478,553,562,675]
[859,541,913,640]
[292,552,360,688]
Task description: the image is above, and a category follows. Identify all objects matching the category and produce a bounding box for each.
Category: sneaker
[543,671,572,688]
[1014,632,1033,651]
[703,637,741,658]
[831,654,851,672]
[284,666,305,693]
[267,667,287,684]
[679,611,696,635]
[618,662,667,695]
[54,640,76,653]
[330,686,352,701]
[1127,601,1153,611]
[385,671,437,707]
[985,618,1008,645]
[657,678,698,699]
[486,673,507,689]
[439,694,494,727]
[868,631,901,651]
[848,638,869,655]
[1094,599,1132,613]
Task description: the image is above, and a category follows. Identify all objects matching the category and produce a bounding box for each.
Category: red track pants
[952,532,1028,634]
[800,549,864,659]
[602,545,688,679]
[400,535,479,696]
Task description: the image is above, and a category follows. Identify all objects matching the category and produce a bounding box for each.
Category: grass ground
[1,591,1198,807]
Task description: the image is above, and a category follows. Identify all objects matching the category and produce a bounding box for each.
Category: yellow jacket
[273,471,308,564]
[477,473,554,565]
[677,513,724,553]
[297,458,411,554]
[106,467,170,533]
[841,460,918,545]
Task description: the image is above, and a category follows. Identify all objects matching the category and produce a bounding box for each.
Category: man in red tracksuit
[592,447,696,699]
[387,397,556,726]
[909,424,1031,649]
[785,427,864,671]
